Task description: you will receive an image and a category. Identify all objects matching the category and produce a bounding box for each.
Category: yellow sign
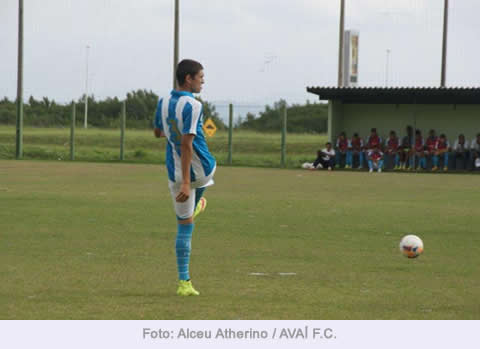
[203,118,217,137]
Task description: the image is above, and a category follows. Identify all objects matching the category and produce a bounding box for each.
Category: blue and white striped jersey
[154,90,216,184]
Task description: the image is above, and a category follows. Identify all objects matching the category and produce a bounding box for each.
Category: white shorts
[168,166,216,220]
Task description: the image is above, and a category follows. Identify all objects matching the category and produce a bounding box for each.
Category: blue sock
[176,223,194,281]
[194,187,206,209]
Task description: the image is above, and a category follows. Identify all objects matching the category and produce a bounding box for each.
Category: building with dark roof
[306,87,480,143]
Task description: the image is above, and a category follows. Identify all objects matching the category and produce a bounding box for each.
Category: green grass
[0,126,326,168]
[1,160,480,319]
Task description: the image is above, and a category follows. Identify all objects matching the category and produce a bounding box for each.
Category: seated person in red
[432,134,450,171]
[385,130,400,170]
[409,129,426,170]
[367,145,384,173]
[349,132,364,169]
[399,125,413,169]
[335,132,351,168]
[366,128,382,151]
[425,129,438,169]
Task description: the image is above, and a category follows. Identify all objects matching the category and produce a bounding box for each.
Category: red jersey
[426,136,438,151]
[367,135,381,148]
[387,137,399,151]
[414,137,424,152]
[436,139,449,150]
[336,138,349,152]
[368,150,383,161]
[351,137,364,151]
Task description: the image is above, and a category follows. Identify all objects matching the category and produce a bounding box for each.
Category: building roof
[306,87,480,104]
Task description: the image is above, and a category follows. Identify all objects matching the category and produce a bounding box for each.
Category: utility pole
[337,0,345,87]
[440,0,449,87]
[16,0,24,159]
[84,45,90,128]
[385,49,391,87]
[173,0,179,89]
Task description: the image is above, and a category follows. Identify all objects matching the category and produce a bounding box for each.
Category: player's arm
[154,128,165,138]
[153,99,165,138]
[176,134,195,203]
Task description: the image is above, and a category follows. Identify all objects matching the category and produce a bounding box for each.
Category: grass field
[1,160,480,319]
[0,126,326,168]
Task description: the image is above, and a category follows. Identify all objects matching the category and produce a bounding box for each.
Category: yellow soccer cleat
[443,166,448,172]
[193,197,207,219]
[177,280,200,296]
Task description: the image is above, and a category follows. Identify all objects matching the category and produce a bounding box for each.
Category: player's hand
[176,183,190,202]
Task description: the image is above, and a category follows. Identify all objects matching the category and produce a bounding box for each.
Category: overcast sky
[1,0,479,106]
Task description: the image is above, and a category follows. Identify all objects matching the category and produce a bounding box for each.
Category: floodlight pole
[337,0,345,87]
[16,0,24,159]
[173,0,179,89]
[385,49,391,87]
[84,45,90,128]
[440,0,449,87]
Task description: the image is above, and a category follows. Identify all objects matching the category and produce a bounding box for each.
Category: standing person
[154,59,216,296]
[349,132,365,169]
[410,129,426,170]
[335,132,351,168]
[432,134,450,171]
[313,142,336,170]
[385,130,400,170]
[399,125,413,170]
[425,129,438,170]
[367,145,384,173]
[452,134,469,170]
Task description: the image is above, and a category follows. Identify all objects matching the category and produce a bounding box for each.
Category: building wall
[333,103,480,143]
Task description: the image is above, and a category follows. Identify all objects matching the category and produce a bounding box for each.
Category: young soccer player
[471,133,480,170]
[335,132,351,168]
[425,129,438,170]
[349,132,365,169]
[385,130,400,170]
[453,134,470,170]
[410,129,426,170]
[154,59,216,296]
[432,134,450,171]
[367,145,384,173]
[313,142,336,170]
[399,125,413,169]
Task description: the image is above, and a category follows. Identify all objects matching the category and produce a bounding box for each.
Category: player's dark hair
[371,128,377,133]
[176,59,204,86]
[326,142,331,146]
[415,129,421,135]
[406,125,413,132]
[353,132,359,137]
[390,130,396,135]
[440,133,446,138]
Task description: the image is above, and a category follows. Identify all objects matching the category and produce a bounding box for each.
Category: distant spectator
[410,129,426,170]
[302,143,336,171]
[367,145,384,173]
[313,142,336,171]
[385,130,400,170]
[335,132,351,168]
[453,134,469,170]
[399,125,414,169]
[366,128,382,151]
[349,132,365,169]
[425,129,438,169]
[471,133,480,170]
[432,134,450,171]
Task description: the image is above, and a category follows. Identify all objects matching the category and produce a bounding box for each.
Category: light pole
[385,49,391,87]
[337,0,345,87]
[84,45,90,128]
[173,0,179,89]
[441,0,449,87]
[16,0,24,159]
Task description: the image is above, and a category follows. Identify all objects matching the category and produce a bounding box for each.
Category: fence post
[120,100,126,161]
[228,103,233,165]
[281,104,287,167]
[70,102,76,160]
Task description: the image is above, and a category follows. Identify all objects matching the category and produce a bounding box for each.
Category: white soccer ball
[399,235,424,258]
